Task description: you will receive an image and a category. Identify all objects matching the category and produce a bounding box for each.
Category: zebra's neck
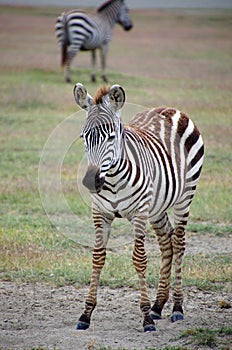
[97,0,122,28]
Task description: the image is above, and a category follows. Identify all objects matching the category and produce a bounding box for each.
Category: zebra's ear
[73,83,94,111]
[108,85,125,112]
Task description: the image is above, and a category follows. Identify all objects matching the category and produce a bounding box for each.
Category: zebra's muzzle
[124,23,133,31]
[82,165,105,193]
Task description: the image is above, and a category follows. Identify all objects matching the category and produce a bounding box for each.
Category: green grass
[177,327,232,348]
[0,6,232,291]
[1,224,231,288]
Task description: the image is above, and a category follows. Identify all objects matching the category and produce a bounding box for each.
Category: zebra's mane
[97,0,122,13]
[94,85,111,104]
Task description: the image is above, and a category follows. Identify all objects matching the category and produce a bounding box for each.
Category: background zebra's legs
[150,213,174,320]
[132,215,156,332]
[100,44,108,83]
[64,53,72,83]
[91,50,97,83]
[76,210,113,330]
[64,45,81,83]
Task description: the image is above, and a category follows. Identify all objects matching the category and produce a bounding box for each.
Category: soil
[1,233,231,350]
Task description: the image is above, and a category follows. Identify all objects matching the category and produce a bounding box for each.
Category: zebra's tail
[61,13,69,67]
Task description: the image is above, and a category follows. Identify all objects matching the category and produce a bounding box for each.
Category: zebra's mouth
[82,165,105,193]
[124,23,133,31]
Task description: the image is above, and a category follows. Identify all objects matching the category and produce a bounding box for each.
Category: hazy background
[1,0,232,8]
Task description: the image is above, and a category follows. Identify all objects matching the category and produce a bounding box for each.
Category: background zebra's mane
[94,85,111,104]
[97,0,121,13]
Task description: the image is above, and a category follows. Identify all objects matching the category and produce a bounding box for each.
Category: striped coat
[90,107,203,221]
[73,83,204,332]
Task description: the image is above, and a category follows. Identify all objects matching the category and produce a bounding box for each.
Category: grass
[1,225,231,289]
[0,5,232,292]
[177,326,232,348]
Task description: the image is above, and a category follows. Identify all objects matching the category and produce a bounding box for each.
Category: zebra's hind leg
[170,222,186,322]
[132,214,156,332]
[64,51,72,83]
[76,210,113,330]
[91,50,97,83]
[64,45,82,83]
[170,200,192,323]
[100,44,108,83]
[150,213,174,320]
[64,64,71,83]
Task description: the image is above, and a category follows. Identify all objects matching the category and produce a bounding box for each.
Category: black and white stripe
[73,83,204,332]
[55,0,132,83]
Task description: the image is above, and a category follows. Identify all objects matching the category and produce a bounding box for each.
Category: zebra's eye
[108,133,116,141]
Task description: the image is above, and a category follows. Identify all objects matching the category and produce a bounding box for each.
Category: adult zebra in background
[55,0,133,83]
[73,83,204,332]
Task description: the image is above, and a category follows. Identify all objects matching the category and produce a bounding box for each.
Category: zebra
[55,0,133,83]
[73,83,204,332]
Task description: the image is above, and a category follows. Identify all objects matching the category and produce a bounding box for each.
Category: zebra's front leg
[76,211,112,330]
[132,215,156,332]
[171,224,186,322]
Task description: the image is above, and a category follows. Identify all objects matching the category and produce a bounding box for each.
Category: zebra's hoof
[102,75,108,83]
[171,311,184,323]
[144,324,156,332]
[91,75,96,83]
[150,310,162,320]
[143,315,156,332]
[76,321,90,330]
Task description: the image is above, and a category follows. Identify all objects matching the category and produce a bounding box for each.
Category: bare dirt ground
[1,233,232,350]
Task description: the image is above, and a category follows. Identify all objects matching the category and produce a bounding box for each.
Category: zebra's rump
[55,10,110,50]
[55,11,95,45]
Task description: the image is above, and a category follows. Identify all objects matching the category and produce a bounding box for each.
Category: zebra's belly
[92,180,183,220]
[80,43,98,50]
[91,156,186,219]
[148,187,183,219]
[80,37,108,51]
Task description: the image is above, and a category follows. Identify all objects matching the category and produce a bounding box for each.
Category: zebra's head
[74,83,125,193]
[117,1,133,31]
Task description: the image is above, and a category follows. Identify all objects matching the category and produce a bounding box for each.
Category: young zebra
[55,0,133,83]
[73,83,204,332]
